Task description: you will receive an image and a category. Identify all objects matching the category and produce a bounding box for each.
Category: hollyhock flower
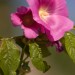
[11,6,42,39]
[27,0,74,41]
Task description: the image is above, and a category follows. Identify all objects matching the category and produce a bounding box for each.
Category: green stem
[21,45,26,63]
[22,55,29,63]
[16,45,26,75]
[17,40,30,75]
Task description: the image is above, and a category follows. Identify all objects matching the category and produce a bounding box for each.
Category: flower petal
[21,25,39,39]
[46,15,74,41]
[26,0,39,15]
[11,13,22,26]
[54,0,68,16]
[27,0,68,17]
[17,6,28,14]
[26,0,68,30]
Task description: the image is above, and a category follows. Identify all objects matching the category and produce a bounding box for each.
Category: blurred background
[0,0,75,75]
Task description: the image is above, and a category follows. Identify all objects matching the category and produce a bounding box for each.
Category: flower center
[21,11,35,26]
[39,8,49,21]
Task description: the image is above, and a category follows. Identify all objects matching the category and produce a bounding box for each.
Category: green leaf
[0,38,20,75]
[38,44,51,58]
[65,32,75,63]
[29,43,50,72]
[35,35,51,58]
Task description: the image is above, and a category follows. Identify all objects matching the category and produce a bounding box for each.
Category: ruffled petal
[26,0,68,30]
[21,25,39,39]
[17,6,28,14]
[26,0,39,16]
[46,15,74,41]
[11,13,22,26]
[54,0,68,16]
[27,0,68,17]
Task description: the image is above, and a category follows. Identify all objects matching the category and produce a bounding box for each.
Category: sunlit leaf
[29,43,50,72]
[65,32,75,63]
[39,44,51,58]
[0,38,20,75]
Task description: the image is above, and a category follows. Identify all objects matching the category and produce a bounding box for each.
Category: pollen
[39,8,49,21]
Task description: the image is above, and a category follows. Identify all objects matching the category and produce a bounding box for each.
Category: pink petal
[26,0,68,30]
[26,0,39,15]
[11,13,22,26]
[17,6,28,14]
[27,0,68,18]
[26,0,50,30]
[21,25,39,39]
[54,0,68,16]
[46,15,74,41]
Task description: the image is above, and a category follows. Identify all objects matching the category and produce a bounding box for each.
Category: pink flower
[27,0,74,41]
[11,6,41,39]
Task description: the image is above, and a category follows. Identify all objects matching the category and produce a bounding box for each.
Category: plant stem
[16,45,26,75]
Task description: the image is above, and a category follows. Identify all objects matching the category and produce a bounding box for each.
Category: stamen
[39,7,49,21]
